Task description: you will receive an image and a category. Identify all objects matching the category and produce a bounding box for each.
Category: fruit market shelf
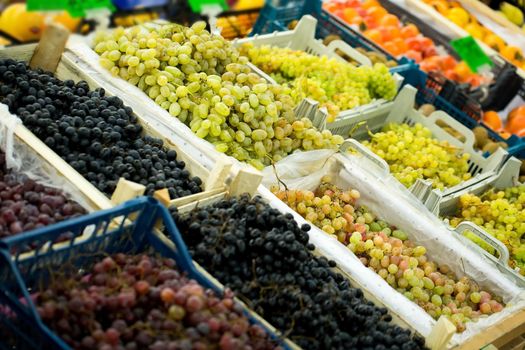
[406,0,525,79]
[0,42,240,209]
[427,157,525,285]
[255,152,525,350]
[234,15,403,124]
[0,196,296,350]
[4,119,113,212]
[330,85,509,203]
[164,191,431,347]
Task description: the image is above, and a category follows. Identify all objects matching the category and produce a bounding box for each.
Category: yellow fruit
[500,2,524,26]
[447,7,470,27]
[465,23,485,40]
[0,4,45,42]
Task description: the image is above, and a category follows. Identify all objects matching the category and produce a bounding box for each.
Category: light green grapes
[92,22,344,169]
[448,185,525,275]
[239,43,398,122]
[363,123,472,190]
[272,177,505,332]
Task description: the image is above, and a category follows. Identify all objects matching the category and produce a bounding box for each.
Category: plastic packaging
[259,149,525,346]
[0,104,95,212]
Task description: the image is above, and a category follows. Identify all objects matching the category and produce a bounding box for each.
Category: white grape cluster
[363,123,472,190]
[239,43,398,122]
[93,22,344,169]
[449,186,525,275]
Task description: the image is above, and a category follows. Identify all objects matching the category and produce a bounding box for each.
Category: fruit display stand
[459,0,525,37]
[325,85,509,202]
[251,0,493,114]
[256,149,525,349]
[0,196,295,349]
[0,32,238,209]
[0,106,112,213]
[425,157,525,282]
[64,30,345,172]
[406,0,525,79]
[161,186,435,349]
[233,15,404,123]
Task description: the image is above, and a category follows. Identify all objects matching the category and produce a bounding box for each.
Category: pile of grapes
[448,185,525,275]
[171,194,427,350]
[239,43,397,122]
[362,123,472,189]
[35,253,280,349]
[0,59,202,198]
[272,177,505,332]
[92,22,344,169]
[0,151,86,238]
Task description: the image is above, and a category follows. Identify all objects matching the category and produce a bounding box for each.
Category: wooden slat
[29,24,69,73]
[452,309,525,350]
[1,43,237,208]
[14,125,113,210]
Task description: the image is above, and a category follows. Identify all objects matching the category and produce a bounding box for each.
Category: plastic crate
[235,15,405,124]
[425,157,525,286]
[0,197,287,350]
[334,85,509,201]
[113,0,168,11]
[399,65,525,160]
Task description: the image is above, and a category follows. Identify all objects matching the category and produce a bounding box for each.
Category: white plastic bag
[261,149,525,346]
[0,104,94,211]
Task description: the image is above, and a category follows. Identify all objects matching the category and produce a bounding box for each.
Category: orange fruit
[379,26,401,41]
[400,24,420,39]
[404,50,423,63]
[454,62,472,80]
[499,130,512,139]
[363,29,383,44]
[440,55,457,70]
[482,111,503,130]
[515,129,525,137]
[405,37,422,51]
[362,0,381,9]
[380,14,400,27]
[484,34,506,52]
[465,74,482,87]
[383,41,403,56]
[501,46,524,63]
[367,6,388,21]
[508,106,525,122]
[342,8,359,23]
[506,116,525,133]
[391,38,408,54]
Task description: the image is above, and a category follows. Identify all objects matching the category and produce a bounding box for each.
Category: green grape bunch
[239,43,398,122]
[362,123,472,190]
[272,177,506,332]
[448,185,525,275]
[92,22,344,169]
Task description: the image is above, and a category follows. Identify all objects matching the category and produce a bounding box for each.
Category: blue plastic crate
[112,0,168,11]
[250,1,415,78]
[0,197,287,350]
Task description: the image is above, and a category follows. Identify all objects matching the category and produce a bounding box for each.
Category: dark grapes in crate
[0,59,203,199]
[0,151,86,240]
[170,195,427,350]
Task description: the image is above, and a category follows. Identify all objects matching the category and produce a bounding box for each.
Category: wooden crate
[166,191,442,349]
[8,124,113,211]
[0,41,244,207]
